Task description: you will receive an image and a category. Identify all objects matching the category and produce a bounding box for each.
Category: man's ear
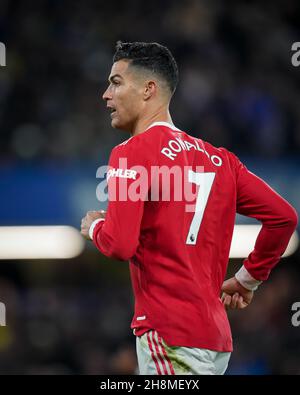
[143,80,156,100]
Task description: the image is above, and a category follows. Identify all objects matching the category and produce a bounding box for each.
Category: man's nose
[102,87,111,101]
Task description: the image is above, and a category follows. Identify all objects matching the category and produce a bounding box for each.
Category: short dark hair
[113,41,179,95]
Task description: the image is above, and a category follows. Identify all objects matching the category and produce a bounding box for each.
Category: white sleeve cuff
[235,265,263,291]
[89,218,105,240]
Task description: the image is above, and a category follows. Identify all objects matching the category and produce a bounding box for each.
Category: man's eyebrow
[108,74,123,83]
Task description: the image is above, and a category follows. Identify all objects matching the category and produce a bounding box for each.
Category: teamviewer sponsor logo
[0,42,6,66]
[107,167,137,181]
[0,302,6,326]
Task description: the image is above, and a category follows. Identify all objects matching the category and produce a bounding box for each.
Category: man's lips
[107,105,116,113]
[107,106,117,117]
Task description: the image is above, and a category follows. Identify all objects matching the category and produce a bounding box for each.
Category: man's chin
[111,119,129,132]
[111,118,119,129]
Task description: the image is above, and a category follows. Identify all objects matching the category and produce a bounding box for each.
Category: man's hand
[81,210,106,240]
[221,277,254,310]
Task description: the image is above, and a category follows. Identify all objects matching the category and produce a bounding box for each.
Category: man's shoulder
[201,140,239,161]
[109,131,158,166]
[113,136,135,150]
[194,139,243,174]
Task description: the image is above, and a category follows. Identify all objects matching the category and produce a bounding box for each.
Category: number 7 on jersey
[186,171,216,245]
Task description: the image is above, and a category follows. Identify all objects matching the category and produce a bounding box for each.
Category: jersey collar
[146,121,182,132]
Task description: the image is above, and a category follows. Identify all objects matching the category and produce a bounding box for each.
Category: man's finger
[236,295,244,309]
[230,292,240,309]
[221,292,228,303]
[223,295,232,310]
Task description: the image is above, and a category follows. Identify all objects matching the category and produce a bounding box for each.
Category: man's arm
[85,139,151,261]
[222,155,298,308]
[234,158,298,285]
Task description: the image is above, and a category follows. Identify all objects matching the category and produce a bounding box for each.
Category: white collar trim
[146,121,182,132]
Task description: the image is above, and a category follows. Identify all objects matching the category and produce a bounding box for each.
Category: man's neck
[130,109,174,137]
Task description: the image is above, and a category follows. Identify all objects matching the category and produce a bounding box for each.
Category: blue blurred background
[0,0,300,374]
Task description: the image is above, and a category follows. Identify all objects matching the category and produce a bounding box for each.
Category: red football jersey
[91,122,298,352]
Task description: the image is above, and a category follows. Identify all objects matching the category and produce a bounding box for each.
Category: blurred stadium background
[0,0,300,374]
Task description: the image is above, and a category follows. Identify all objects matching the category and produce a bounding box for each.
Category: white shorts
[136,330,231,375]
